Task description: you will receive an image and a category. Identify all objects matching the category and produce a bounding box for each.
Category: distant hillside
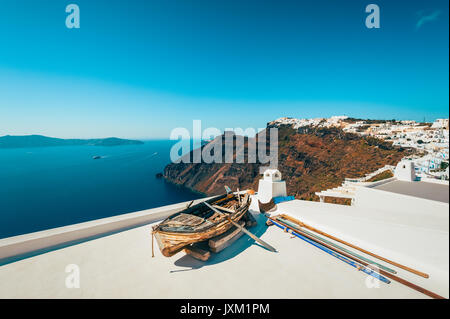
[164,124,415,201]
[0,135,144,148]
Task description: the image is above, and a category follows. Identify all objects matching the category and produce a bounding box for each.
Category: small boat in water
[152,192,251,257]
[92,155,102,160]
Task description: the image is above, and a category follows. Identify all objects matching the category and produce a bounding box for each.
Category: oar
[280,214,430,279]
[204,202,277,253]
[272,217,445,299]
[270,218,391,284]
[276,216,397,274]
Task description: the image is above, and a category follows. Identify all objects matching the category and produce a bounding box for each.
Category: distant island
[0,135,144,148]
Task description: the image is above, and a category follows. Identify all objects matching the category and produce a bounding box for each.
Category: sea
[0,140,203,239]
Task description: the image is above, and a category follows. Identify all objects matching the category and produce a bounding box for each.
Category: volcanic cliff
[163,122,414,202]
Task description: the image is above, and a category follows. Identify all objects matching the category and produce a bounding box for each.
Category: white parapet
[0,196,215,261]
[257,169,287,203]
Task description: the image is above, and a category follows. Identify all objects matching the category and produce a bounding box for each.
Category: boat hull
[153,196,250,257]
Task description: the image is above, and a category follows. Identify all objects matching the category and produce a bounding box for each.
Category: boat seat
[165,213,206,227]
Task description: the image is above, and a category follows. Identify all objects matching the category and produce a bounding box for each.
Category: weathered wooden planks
[153,192,251,257]
[184,245,211,261]
[204,202,277,253]
[209,221,245,253]
[182,213,262,258]
[212,205,235,213]
[166,213,205,227]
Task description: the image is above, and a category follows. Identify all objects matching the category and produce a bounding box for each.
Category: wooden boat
[152,192,251,257]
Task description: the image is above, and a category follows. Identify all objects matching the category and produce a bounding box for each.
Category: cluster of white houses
[359,119,449,180]
[271,116,449,180]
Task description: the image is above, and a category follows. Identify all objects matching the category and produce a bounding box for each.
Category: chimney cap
[262,169,282,182]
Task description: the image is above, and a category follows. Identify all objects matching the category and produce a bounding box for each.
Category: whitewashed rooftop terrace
[0,189,448,299]
[374,180,449,203]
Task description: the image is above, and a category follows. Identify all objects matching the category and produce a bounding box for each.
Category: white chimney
[257,169,287,203]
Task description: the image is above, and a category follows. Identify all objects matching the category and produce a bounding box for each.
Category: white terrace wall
[354,186,449,231]
[0,196,213,261]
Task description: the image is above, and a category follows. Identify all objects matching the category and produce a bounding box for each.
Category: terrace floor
[1,198,447,299]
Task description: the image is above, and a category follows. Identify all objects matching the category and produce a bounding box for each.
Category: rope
[151,231,155,258]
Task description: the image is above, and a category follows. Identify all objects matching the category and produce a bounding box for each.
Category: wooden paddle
[280,214,430,279]
[204,202,277,253]
[272,216,444,299]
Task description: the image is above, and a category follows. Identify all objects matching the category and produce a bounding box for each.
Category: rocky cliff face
[164,123,414,201]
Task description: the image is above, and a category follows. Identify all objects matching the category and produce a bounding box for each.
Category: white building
[432,119,449,129]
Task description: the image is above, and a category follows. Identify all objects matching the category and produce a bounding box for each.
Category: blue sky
[0,0,448,138]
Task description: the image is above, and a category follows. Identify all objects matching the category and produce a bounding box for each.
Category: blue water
[0,140,203,239]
